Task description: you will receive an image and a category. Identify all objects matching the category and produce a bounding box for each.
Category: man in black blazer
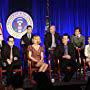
[20,25,35,54]
[2,36,21,86]
[44,25,61,50]
[20,25,35,47]
[44,25,61,80]
[44,25,61,60]
[20,25,34,77]
[56,34,78,82]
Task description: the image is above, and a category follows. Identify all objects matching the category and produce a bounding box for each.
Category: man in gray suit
[71,27,85,65]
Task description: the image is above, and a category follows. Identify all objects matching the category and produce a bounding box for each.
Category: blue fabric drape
[49,0,90,44]
[32,0,46,45]
[0,0,46,47]
[0,0,90,46]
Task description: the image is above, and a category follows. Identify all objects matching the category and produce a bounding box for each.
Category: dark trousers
[46,48,59,78]
[75,49,85,65]
[60,59,78,81]
[22,46,28,77]
[2,61,22,86]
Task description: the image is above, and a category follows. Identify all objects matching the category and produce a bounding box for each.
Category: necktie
[28,34,31,39]
[10,47,13,62]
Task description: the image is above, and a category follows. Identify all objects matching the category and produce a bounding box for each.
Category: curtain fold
[49,0,90,44]
[0,0,90,46]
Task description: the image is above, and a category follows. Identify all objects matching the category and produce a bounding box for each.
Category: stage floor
[0,78,87,90]
[1,71,89,90]
[23,78,87,90]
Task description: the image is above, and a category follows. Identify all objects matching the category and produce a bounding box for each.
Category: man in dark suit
[20,25,35,77]
[57,34,78,82]
[44,25,61,80]
[2,36,21,87]
[20,25,35,47]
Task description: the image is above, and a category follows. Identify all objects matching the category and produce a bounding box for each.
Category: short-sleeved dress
[28,45,44,67]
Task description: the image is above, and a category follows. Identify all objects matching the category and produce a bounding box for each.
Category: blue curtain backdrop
[0,0,46,47]
[0,0,90,68]
[49,0,90,44]
[0,0,90,45]
[0,0,46,68]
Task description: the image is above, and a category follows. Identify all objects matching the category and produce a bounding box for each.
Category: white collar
[78,34,81,37]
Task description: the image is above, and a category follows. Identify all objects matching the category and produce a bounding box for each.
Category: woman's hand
[36,60,43,67]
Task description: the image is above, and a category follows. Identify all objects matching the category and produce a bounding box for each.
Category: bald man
[44,25,61,80]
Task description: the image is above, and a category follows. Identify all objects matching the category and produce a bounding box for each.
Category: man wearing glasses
[2,36,21,88]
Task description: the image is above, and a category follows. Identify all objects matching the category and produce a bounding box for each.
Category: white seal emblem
[6,11,33,39]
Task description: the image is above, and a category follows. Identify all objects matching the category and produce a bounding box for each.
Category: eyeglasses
[9,41,14,43]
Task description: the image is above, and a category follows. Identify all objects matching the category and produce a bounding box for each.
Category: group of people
[20,25,90,82]
[0,24,90,87]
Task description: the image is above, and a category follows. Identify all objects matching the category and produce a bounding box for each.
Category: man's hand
[76,47,81,51]
[65,55,71,59]
[21,40,25,44]
[63,55,71,59]
[76,47,78,50]
[7,59,12,65]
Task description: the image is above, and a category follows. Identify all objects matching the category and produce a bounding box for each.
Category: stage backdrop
[0,0,90,46]
[0,0,46,47]
[49,0,90,43]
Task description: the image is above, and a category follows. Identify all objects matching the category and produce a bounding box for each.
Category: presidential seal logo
[6,11,33,39]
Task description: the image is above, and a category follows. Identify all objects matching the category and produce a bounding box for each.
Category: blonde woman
[28,35,48,72]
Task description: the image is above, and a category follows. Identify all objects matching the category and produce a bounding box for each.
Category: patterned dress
[28,45,44,67]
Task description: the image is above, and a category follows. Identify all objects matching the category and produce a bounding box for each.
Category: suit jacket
[20,33,35,47]
[54,43,76,64]
[44,32,61,49]
[60,43,76,60]
[2,45,20,62]
[71,34,85,49]
[56,43,78,69]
